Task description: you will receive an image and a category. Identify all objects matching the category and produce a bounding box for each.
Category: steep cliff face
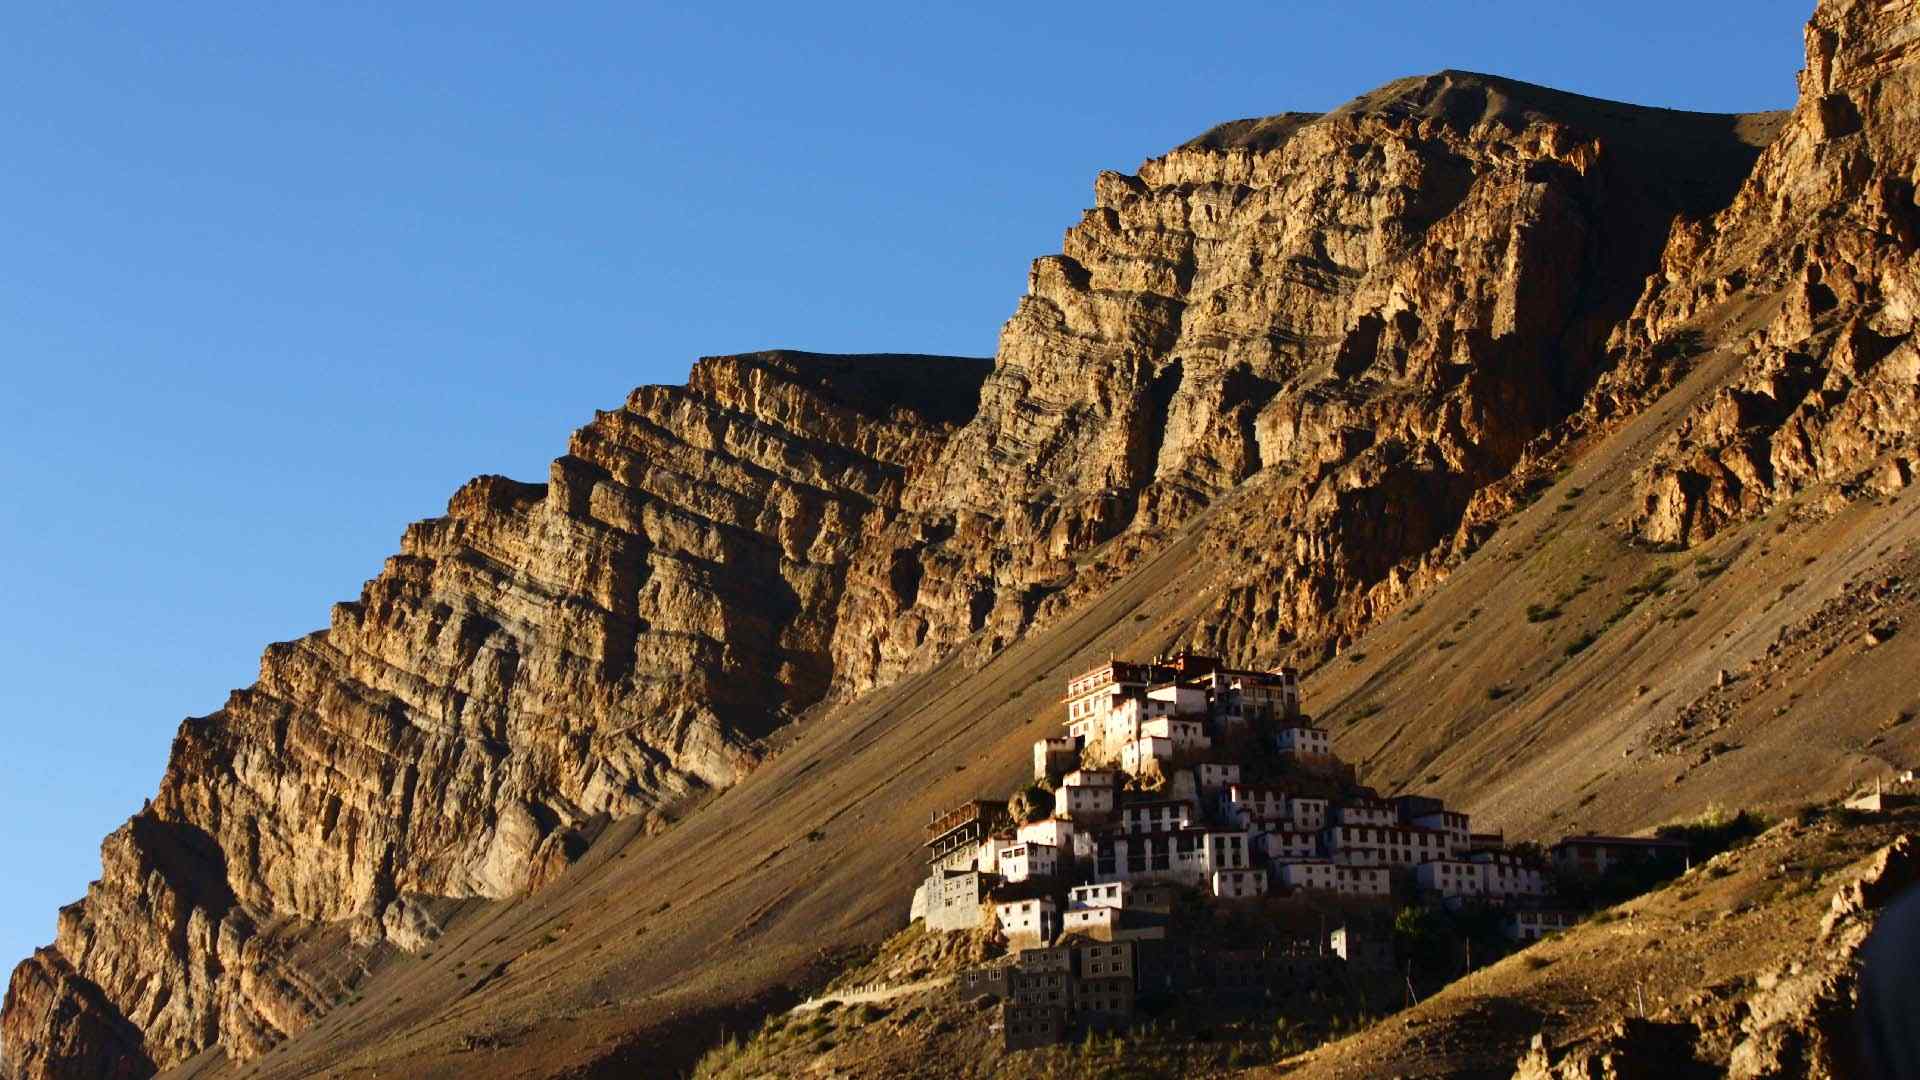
[833,71,1777,687]
[1622,0,1920,545]
[1,51,1805,1080]
[1,350,988,1079]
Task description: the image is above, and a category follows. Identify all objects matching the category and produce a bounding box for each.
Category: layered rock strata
[1622,0,1920,545]
[833,70,1775,677]
[1,350,988,1079]
[3,54,1805,1080]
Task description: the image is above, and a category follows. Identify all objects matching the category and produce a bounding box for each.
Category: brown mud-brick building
[1549,834,1691,876]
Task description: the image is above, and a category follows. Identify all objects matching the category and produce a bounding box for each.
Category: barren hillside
[6,0,1917,1077]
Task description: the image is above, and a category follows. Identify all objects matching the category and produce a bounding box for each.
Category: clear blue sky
[0,2,1808,971]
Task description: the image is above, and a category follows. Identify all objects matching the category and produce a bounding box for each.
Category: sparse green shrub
[1526,603,1562,623]
[1657,805,1766,861]
[1695,554,1731,578]
[1563,630,1598,656]
[1627,566,1677,597]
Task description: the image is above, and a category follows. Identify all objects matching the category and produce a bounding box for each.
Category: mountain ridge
[9,2,1918,1075]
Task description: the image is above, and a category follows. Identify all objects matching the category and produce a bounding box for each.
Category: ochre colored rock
[14,1,1917,1074]
[1,349,989,1078]
[1617,0,1920,545]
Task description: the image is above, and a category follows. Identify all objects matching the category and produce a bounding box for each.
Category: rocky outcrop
[0,47,1806,1080]
[1,350,988,1078]
[1508,835,1917,1080]
[1622,0,1920,545]
[1512,1018,1715,1080]
[835,71,1778,683]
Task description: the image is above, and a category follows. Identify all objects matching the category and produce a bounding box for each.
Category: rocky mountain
[3,350,993,1077]
[5,0,1916,1076]
[1622,0,1919,546]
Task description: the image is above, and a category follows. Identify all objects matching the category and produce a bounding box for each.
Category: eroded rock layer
[1,350,988,1079]
[1621,0,1920,545]
[1,42,1815,1080]
[837,70,1777,682]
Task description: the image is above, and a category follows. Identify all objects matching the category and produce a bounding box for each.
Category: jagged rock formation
[1,350,990,1079]
[1510,835,1916,1080]
[837,70,1777,684]
[1621,0,1920,545]
[12,3,1897,1074]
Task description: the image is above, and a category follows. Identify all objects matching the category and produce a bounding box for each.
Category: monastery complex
[908,652,1692,1049]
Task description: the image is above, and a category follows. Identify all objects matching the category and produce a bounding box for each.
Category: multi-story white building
[1120,735,1174,775]
[1288,796,1329,831]
[1192,761,1241,795]
[920,868,992,931]
[1068,882,1129,910]
[1410,810,1471,856]
[1414,852,1549,903]
[1120,800,1194,835]
[1146,683,1207,716]
[1018,817,1075,851]
[1088,697,1164,749]
[1219,783,1289,828]
[1276,725,1332,757]
[1061,904,1119,938]
[1274,860,1390,898]
[975,833,1016,875]
[1001,842,1058,882]
[1322,823,1451,867]
[1472,852,1548,899]
[1141,715,1209,751]
[1259,828,1319,862]
[1064,662,1158,738]
[1276,859,1339,893]
[1414,857,1484,900]
[1211,868,1268,899]
[1063,768,1120,789]
[1331,798,1398,827]
[1199,831,1252,873]
[1065,655,1296,761]
[1033,736,1079,781]
[1092,828,1251,887]
[1337,864,1391,897]
[995,895,1058,945]
[1056,780,1114,820]
[1205,669,1302,730]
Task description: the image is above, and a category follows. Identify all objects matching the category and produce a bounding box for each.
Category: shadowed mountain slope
[14,4,1918,1075]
